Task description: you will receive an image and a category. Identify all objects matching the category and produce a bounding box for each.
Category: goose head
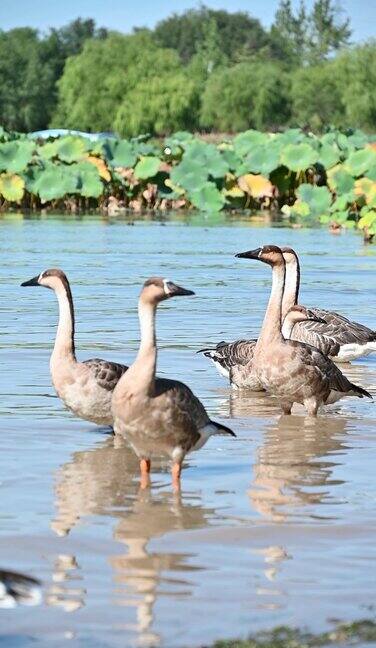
[280,246,299,267]
[235,244,284,266]
[284,305,326,325]
[21,268,69,292]
[141,277,195,305]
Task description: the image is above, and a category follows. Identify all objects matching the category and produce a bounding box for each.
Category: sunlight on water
[0,213,375,646]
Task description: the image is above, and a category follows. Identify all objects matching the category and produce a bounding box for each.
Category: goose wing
[291,306,375,354]
[199,339,257,370]
[83,358,128,392]
[292,341,371,397]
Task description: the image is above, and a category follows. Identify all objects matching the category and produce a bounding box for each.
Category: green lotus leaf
[233,130,269,157]
[74,161,103,198]
[277,129,307,145]
[346,148,376,177]
[0,173,25,201]
[329,191,356,212]
[280,144,318,172]
[0,141,34,173]
[346,130,370,150]
[106,140,137,168]
[366,163,376,181]
[54,136,89,163]
[317,144,340,169]
[170,158,207,192]
[189,181,225,212]
[327,167,355,194]
[32,163,78,202]
[220,148,242,172]
[290,200,310,217]
[183,141,229,177]
[296,183,332,216]
[336,133,350,151]
[243,144,280,175]
[134,156,161,180]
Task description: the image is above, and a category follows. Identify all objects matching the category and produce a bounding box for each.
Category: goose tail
[210,420,236,437]
[350,383,373,399]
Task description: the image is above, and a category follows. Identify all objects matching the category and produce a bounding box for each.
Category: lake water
[0,213,375,647]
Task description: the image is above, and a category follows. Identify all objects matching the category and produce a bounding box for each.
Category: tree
[270,0,351,65]
[290,61,344,129]
[0,28,55,131]
[52,31,199,135]
[154,6,269,64]
[308,0,352,63]
[200,61,291,132]
[336,42,376,131]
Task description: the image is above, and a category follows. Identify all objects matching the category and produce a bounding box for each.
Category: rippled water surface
[0,213,375,647]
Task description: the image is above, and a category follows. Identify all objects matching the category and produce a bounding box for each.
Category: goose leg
[304,398,319,417]
[140,458,151,489]
[281,401,293,415]
[171,462,182,491]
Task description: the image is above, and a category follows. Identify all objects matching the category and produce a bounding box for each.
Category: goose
[21,269,128,426]
[281,246,376,361]
[235,245,372,416]
[111,277,235,489]
[0,569,42,608]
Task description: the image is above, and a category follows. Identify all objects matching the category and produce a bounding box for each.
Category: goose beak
[165,281,195,297]
[307,310,326,324]
[235,247,261,260]
[21,275,40,287]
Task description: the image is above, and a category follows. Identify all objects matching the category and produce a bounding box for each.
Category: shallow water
[0,212,375,647]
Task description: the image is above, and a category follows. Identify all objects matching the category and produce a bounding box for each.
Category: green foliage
[290,61,345,129]
[0,127,374,239]
[153,6,268,64]
[200,62,291,132]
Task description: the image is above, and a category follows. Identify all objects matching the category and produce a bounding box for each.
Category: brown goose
[281,246,376,361]
[236,246,372,416]
[111,277,235,489]
[21,269,127,426]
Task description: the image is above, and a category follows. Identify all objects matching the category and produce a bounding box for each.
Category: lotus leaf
[170,158,207,192]
[134,156,161,180]
[75,162,103,198]
[106,140,137,168]
[277,129,307,145]
[354,178,376,207]
[290,201,310,217]
[238,174,273,198]
[366,164,376,181]
[220,148,242,172]
[183,141,229,178]
[346,148,376,177]
[0,141,34,173]
[243,144,280,175]
[296,183,332,217]
[55,136,89,163]
[347,130,369,150]
[358,209,376,234]
[164,178,185,196]
[32,164,78,202]
[280,144,318,172]
[327,166,355,194]
[317,144,340,169]
[0,173,25,202]
[330,192,356,212]
[85,156,111,182]
[233,130,269,157]
[189,182,225,212]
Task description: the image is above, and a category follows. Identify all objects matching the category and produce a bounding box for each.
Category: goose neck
[282,256,300,318]
[257,260,285,346]
[51,282,76,362]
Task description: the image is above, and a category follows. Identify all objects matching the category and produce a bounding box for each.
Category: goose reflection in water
[51,437,216,646]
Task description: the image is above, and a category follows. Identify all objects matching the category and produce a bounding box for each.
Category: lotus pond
[0,212,375,647]
[1,127,376,240]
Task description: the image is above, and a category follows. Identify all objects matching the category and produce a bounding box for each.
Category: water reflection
[51,438,216,645]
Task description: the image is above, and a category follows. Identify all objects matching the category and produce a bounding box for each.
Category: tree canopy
[1,2,376,135]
